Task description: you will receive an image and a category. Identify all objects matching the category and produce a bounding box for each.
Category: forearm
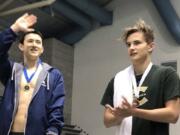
[132,107,179,123]
[10,24,20,34]
[47,108,64,135]
[0,28,17,48]
[0,29,16,82]
[47,73,65,134]
[0,28,17,66]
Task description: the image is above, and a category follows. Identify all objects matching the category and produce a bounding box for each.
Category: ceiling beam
[0,0,56,16]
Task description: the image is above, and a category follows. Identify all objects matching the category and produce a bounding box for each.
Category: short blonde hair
[122,19,154,44]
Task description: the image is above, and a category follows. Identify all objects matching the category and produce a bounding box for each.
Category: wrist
[10,24,19,33]
[131,107,139,117]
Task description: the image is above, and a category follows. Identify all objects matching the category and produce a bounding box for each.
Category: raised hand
[10,13,37,33]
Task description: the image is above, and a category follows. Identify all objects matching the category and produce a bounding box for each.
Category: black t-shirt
[101,74,142,107]
[100,65,180,135]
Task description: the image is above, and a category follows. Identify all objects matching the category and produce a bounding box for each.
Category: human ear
[148,42,155,53]
[18,43,24,51]
[40,46,44,54]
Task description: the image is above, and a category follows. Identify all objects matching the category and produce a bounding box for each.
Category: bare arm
[132,98,180,123]
[122,97,180,123]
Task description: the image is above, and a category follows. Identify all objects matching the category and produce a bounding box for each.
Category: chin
[130,56,138,60]
[30,52,40,57]
[29,55,40,60]
[130,57,140,62]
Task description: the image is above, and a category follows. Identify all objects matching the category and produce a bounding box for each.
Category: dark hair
[122,19,154,44]
[19,30,43,44]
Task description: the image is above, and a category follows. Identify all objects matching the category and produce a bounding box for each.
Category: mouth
[30,48,38,52]
[29,49,39,55]
[130,52,137,56]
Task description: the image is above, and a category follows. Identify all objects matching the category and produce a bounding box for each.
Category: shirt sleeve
[100,77,114,107]
[163,67,180,102]
[0,28,17,85]
[46,69,65,135]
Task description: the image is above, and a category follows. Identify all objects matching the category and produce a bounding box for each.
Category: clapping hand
[106,96,138,119]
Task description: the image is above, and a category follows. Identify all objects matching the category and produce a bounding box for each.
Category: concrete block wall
[42,38,74,124]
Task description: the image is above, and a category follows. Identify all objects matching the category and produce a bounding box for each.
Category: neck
[133,58,151,75]
[24,58,39,69]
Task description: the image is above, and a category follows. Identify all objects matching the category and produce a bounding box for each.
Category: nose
[32,41,35,46]
[32,41,38,46]
[128,43,136,49]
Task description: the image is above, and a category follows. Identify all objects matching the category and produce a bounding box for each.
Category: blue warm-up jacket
[0,29,65,135]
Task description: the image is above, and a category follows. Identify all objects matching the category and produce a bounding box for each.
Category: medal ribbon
[131,62,153,98]
[23,59,41,83]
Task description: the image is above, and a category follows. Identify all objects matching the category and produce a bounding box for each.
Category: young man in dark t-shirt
[101,20,180,135]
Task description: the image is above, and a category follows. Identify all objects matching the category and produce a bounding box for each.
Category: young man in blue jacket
[0,13,65,135]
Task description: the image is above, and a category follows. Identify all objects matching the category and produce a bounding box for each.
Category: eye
[133,40,142,46]
[35,40,42,44]
[126,40,144,47]
[126,42,131,48]
[27,39,33,43]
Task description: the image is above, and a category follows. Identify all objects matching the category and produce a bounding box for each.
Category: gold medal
[23,60,41,91]
[24,84,30,91]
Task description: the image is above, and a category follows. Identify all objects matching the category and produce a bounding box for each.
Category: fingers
[11,13,37,33]
[121,96,128,103]
[26,28,35,32]
[22,13,37,32]
[119,96,136,110]
[105,104,114,111]
[132,99,139,107]
[26,14,37,27]
[121,96,131,107]
[23,13,29,18]
[121,104,128,109]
